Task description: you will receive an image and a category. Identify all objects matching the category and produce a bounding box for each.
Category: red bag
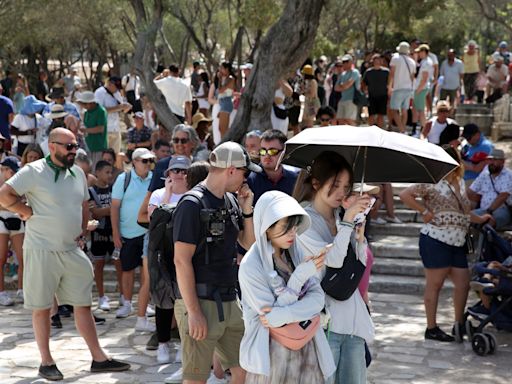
[268,315,320,350]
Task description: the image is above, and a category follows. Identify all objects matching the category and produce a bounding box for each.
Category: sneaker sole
[91,364,131,373]
[39,372,64,381]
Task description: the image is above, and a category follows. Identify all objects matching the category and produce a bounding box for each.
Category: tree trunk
[226,0,325,142]
[130,0,181,131]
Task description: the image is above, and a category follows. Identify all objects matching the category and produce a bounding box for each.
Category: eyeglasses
[258,148,282,157]
[137,158,155,164]
[173,138,190,144]
[170,168,187,175]
[237,167,250,178]
[52,141,79,151]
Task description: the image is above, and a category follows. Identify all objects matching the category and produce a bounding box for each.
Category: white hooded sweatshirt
[238,190,336,379]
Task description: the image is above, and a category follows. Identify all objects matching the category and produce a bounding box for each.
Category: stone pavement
[0,291,511,384]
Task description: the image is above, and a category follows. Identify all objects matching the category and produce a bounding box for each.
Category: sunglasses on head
[52,141,79,151]
[173,138,189,144]
[137,158,155,164]
[258,148,282,157]
[170,168,187,175]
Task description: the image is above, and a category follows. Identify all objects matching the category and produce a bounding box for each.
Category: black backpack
[147,189,206,309]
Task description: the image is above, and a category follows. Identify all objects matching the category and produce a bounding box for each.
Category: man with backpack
[172,142,260,384]
[111,148,155,332]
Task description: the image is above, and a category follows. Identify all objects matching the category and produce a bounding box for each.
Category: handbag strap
[401,55,414,87]
[488,173,511,210]
[446,180,467,214]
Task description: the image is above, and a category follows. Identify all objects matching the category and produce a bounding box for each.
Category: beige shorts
[108,131,122,154]
[336,100,358,120]
[175,299,244,382]
[23,247,94,310]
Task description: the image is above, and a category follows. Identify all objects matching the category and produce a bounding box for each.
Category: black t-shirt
[89,185,112,232]
[172,184,242,287]
[363,68,389,98]
[149,156,171,192]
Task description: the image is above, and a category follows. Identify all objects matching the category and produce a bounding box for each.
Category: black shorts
[419,233,468,269]
[368,95,388,116]
[288,106,301,125]
[120,235,145,271]
[90,231,114,259]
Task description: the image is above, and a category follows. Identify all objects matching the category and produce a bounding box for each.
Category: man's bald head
[49,128,75,143]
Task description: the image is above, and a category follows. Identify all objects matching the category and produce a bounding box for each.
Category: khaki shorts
[336,100,358,120]
[175,299,244,382]
[108,131,122,154]
[23,247,94,310]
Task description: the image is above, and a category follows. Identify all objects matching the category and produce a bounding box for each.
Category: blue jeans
[473,206,511,230]
[326,333,366,384]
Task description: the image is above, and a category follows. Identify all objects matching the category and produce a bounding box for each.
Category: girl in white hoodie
[239,190,335,383]
[294,151,375,384]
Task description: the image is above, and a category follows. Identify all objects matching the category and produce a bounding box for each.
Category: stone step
[390,183,414,196]
[455,104,491,114]
[375,209,421,223]
[454,114,492,135]
[371,257,424,277]
[369,222,422,237]
[369,274,452,294]
[370,235,419,259]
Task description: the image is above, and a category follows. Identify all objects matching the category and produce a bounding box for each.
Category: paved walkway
[0,291,510,383]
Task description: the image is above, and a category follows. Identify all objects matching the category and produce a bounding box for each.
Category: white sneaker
[173,344,182,363]
[385,215,403,224]
[16,289,24,303]
[157,342,171,364]
[146,304,155,317]
[0,291,14,306]
[207,371,228,384]
[98,296,110,311]
[135,316,156,332]
[115,301,132,318]
[165,367,183,384]
[372,217,387,225]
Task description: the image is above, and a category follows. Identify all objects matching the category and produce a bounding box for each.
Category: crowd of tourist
[0,36,511,383]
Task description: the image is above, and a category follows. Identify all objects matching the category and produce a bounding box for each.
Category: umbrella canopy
[279,125,459,183]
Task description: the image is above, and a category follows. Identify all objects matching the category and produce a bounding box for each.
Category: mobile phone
[353,197,376,225]
[316,243,333,258]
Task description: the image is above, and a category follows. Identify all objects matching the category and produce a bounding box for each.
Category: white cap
[132,148,156,160]
[209,142,261,173]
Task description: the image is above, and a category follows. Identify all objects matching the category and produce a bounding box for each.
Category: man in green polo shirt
[77,91,108,166]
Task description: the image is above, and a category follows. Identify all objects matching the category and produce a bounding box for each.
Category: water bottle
[112,247,121,261]
[269,271,286,296]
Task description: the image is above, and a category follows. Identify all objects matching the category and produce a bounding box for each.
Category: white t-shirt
[122,74,140,99]
[390,53,416,90]
[415,57,434,90]
[94,86,124,133]
[154,76,192,117]
[426,117,455,145]
[149,188,184,207]
[11,114,51,144]
[487,64,509,89]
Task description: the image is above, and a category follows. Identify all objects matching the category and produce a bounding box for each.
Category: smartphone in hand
[353,197,376,225]
[316,243,333,257]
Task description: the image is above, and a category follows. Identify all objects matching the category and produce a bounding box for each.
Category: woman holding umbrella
[400,146,494,342]
[293,151,374,384]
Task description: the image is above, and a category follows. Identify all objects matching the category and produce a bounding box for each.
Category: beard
[55,151,75,168]
[488,165,503,174]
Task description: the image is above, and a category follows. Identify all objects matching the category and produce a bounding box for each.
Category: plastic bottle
[112,247,121,261]
[269,270,286,296]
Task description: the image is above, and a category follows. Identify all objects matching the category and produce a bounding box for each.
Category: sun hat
[75,91,96,104]
[132,148,156,160]
[436,101,451,112]
[301,65,314,76]
[487,148,505,160]
[492,52,504,62]
[48,104,68,120]
[192,113,212,129]
[396,41,410,54]
[209,141,261,173]
[134,111,144,119]
[20,95,47,115]
[45,87,65,102]
[341,54,353,62]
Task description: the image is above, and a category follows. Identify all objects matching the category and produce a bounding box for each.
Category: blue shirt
[148,156,171,192]
[462,135,494,181]
[247,166,298,204]
[336,69,361,102]
[112,169,152,238]
[0,95,14,139]
[43,101,80,119]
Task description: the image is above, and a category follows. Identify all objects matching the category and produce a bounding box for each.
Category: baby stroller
[460,224,512,356]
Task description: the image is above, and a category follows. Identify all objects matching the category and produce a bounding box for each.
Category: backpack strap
[89,186,101,206]
[123,170,131,193]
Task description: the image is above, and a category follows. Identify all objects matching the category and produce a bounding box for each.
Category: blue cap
[0,156,20,173]
[20,95,47,115]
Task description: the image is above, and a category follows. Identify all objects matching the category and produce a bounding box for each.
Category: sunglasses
[173,138,190,144]
[169,168,187,175]
[52,141,79,151]
[137,158,155,164]
[259,148,282,157]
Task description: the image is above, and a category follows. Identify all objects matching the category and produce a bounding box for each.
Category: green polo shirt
[84,104,108,152]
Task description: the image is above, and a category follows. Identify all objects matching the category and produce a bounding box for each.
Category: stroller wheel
[453,321,463,343]
[472,333,490,356]
[484,332,497,354]
[465,319,475,342]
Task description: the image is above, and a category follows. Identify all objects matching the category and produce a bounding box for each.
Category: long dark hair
[268,215,304,238]
[292,151,354,203]
[221,61,237,80]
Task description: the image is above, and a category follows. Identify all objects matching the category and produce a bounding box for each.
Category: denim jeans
[326,332,366,384]
[473,205,511,230]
